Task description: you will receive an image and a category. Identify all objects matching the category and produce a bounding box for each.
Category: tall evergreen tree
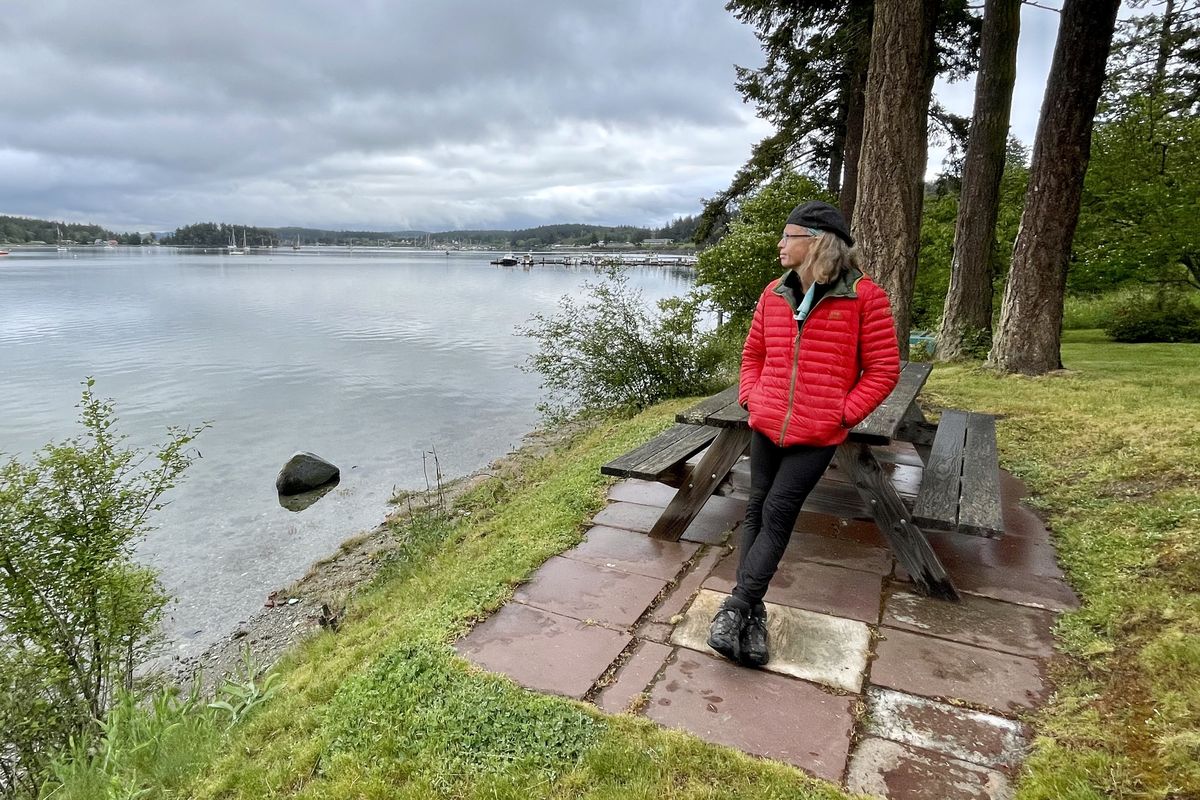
[852,0,940,357]
[696,1,873,242]
[936,0,1021,360]
[699,0,978,246]
[988,0,1122,374]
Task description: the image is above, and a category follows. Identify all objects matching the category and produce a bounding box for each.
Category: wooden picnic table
[651,361,964,600]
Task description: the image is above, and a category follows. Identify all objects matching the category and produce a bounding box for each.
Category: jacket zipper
[776,290,836,446]
[777,332,802,445]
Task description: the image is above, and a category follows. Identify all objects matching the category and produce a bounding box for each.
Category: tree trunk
[852,0,938,358]
[839,1,873,221]
[988,0,1121,374]
[828,118,846,197]
[937,0,1021,360]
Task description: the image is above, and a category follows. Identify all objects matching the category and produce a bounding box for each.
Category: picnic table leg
[900,401,933,465]
[648,427,751,541]
[835,441,958,601]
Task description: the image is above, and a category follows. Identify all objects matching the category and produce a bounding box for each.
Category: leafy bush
[1103,291,1200,343]
[1063,289,1140,330]
[518,268,733,421]
[694,172,827,330]
[0,380,205,796]
[38,687,222,800]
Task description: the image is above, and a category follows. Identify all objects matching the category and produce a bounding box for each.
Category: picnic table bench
[601,362,1006,601]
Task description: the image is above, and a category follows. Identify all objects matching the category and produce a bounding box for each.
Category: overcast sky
[0,1,1074,233]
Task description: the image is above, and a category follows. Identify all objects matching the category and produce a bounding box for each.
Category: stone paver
[863,687,1030,770]
[595,639,673,714]
[681,494,746,544]
[591,501,665,533]
[607,478,677,507]
[672,589,870,693]
[592,498,742,545]
[797,510,890,548]
[847,737,1015,800]
[786,531,892,575]
[926,528,1065,579]
[872,628,1051,714]
[455,603,630,699]
[883,590,1058,659]
[646,649,856,781]
[635,620,674,644]
[563,525,699,581]
[895,563,1080,612]
[704,550,882,623]
[650,545,728,623]
[513,556,666,627]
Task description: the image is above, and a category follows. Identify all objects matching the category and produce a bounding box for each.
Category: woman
[707,200,900,667]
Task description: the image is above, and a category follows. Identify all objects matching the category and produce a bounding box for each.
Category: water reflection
[278,477,340,512]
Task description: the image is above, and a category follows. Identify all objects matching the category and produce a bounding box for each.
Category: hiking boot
[740,609,769,667]
[707,605,745,663]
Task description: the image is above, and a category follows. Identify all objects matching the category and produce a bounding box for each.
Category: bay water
[0,247,692,658]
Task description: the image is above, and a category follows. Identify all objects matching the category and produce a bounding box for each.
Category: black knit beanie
[785,201,854,247]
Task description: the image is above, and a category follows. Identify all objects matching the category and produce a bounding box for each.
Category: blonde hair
[800,231,861,285]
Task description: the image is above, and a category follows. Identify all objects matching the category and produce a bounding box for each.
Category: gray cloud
[0,1,770,231]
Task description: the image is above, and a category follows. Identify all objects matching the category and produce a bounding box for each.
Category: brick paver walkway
[455,445,1077,800]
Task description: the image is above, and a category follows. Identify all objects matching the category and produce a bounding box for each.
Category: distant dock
[489,252,698,268]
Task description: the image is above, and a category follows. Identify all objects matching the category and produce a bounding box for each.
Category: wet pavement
[454,445,1077,799]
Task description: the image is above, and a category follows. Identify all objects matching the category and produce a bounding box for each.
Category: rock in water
[276,452,340,495]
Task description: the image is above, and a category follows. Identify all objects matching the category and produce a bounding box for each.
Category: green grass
[41,330,1200,799]
[62,401,843,800]
[921,330,1200,799]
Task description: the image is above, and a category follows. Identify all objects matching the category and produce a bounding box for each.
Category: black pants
[731,430,837,609]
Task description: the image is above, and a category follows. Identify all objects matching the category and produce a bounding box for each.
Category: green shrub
[694,172,827,331]
[1064,289,1200,331]
[38,687,222,800]
[518,268,732,421]
[1063,289,1138,330]
[1103,291,1200,343]
[0,380,205,797]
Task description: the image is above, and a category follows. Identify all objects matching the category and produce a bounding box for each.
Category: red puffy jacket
[739,267,900,448]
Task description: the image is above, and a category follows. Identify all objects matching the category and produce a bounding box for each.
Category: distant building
[644,238,674,246]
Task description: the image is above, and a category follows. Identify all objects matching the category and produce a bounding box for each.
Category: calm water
[0,247,692,658]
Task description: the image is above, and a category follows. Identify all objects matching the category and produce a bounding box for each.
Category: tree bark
[828,118,846,197]
[852,0,938,358]
[988,0,1121,374]
[839,0,873,221]
[937,0,1021,360]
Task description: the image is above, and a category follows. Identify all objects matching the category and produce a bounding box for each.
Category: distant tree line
[160,219,702,249]
[161,223,281,247]
[4,215,703,251]
[0,215,126,245]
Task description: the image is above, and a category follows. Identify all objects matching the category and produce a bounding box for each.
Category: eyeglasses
[780,233,819,240]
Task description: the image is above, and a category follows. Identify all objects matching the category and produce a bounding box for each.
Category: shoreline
[167,417,592,696]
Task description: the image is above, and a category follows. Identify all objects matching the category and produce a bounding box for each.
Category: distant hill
[167,219,700,248]
[2,213,701,248]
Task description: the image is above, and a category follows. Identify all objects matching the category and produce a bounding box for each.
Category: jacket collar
[771,265,863,313]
